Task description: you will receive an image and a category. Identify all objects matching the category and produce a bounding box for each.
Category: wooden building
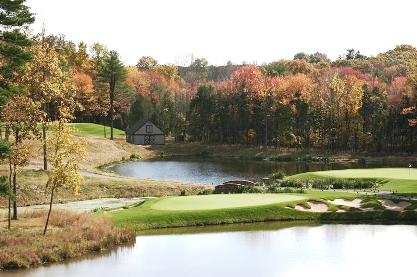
[126,120,165,145]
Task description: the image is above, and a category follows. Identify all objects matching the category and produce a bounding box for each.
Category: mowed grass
[314,168,417,180]
[291,168,417,195]
[152,194,306,211]
[110,191,359,231]
[69,123,125,138]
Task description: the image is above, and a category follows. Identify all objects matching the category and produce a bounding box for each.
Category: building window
[146,125,153,133]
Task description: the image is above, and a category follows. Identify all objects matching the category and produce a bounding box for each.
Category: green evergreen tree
[0,0,35,105]
[100,50,126,140]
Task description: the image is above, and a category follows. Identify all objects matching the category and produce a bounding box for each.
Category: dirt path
[0,197,146,217]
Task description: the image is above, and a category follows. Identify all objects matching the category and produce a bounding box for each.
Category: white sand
[294,201,328,213]
[379,199,411,211]
[329,198,362,208]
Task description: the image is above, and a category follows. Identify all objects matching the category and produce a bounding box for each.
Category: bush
[270,170,286,180]
[280,179,306,188]
[129,154,141,160]
[198,189,213,195]
[267,186,305,194]
[278,177,378,190]
[241,186,263,193]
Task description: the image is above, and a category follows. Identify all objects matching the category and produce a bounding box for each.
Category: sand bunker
[294,201,328,213]
[329,198,362,208]
[379,199,411,211]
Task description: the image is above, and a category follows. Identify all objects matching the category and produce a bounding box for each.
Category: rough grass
[69,123,125,138]
[0,210,135,270]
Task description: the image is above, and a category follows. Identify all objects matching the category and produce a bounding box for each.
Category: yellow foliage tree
[25,37,78,170]
[1,95,42,220]
[43,120,85,235]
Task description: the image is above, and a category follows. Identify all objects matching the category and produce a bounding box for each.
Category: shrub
[241,186,263,193]
[129,154,141,160]
[267,186,305,194]
[280,179,306,188]
[279,177,378,190]
[198,189,213,195]
[270,170,286,180]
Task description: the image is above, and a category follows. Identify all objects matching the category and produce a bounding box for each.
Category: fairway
[151,194,306,211]
[314,168,417,180]
[69,123,125,138]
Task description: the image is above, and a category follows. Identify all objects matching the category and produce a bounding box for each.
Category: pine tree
[100,51,126,140]
[0,0,35,105]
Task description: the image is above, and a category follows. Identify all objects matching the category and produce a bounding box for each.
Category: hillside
[69,123,125,138]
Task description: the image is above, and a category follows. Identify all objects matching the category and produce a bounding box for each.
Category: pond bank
[0,210,135,270]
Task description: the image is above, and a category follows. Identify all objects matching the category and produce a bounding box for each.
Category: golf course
[290,168,417,195]
[151,194,306,210]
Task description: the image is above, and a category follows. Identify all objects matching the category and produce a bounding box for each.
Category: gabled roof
[126,119,164,135]
[126,119,149,135]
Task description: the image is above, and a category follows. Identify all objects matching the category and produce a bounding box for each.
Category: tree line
[187,49,417,153]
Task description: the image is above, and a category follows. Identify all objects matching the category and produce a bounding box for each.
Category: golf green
[313,168,417,180]
[151,194,306,211]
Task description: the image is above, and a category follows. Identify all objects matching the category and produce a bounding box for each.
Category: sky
[26,0,417,66]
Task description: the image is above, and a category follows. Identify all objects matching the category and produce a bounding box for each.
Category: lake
[109,158,405,185]
[6,223,417,277]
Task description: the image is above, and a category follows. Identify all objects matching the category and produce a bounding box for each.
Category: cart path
[0,197,147,216]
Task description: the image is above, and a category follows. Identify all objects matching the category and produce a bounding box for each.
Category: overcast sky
[26,0,417,66]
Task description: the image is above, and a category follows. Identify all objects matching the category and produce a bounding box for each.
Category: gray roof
[126,119,164,135]
[125,119,149,135]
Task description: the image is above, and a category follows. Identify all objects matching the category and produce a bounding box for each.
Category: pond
[6,223,417,277]
[108,158,405,185]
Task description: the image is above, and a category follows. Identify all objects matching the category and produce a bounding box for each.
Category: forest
[1,1,417,154]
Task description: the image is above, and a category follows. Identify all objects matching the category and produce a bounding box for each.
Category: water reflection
[5,224,417,277]
[109,158,406,185]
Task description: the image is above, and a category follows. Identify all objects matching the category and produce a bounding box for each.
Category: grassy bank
[150,142,415,165]
[69,123,125,138]
[0,210,134,270]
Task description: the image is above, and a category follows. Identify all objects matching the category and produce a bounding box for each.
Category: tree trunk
[43,186,55,235]
[8,159,12,229]
[5,127,9,142]
[109,76,116,140]
[43,125,48,170]
[12,130,19,220]
[12,162,17,220]
[103,118,107,138]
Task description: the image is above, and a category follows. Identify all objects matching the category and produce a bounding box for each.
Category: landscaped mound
[0,210,135,270]
[288,168,417,195]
